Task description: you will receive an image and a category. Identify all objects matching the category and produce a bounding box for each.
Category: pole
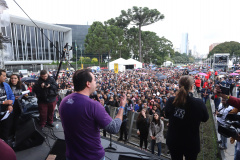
[80,44,83,69]
[75,40,77,70]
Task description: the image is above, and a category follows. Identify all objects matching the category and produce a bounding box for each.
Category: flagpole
[75,40,77,70]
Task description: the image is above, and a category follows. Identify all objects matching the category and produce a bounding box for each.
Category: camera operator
[215,98,233,150]
[215,85,240,158]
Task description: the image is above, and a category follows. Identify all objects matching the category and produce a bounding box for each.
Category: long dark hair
[152,112,160,126]
[137,108,148,121]
[173,75,194,107]
[9,74,22,89]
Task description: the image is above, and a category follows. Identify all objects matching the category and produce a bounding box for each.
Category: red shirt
[195,79,201,87]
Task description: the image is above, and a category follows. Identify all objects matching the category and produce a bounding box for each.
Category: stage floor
[15,121,167,160]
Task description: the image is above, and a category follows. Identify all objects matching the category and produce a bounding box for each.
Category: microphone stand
[105,133,116,150]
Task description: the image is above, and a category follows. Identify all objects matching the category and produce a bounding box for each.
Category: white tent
[109,58,126,72]
[163,61,173,66]
[125,58,142,69]
[109,58,142,72]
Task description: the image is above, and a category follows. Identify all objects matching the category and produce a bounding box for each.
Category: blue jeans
[235,143,240,160]
[221,135,227,148]
[202,97,208,104]
[151,140,161,156]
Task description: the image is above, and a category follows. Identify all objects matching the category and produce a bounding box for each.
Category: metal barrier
[108,106,170,158]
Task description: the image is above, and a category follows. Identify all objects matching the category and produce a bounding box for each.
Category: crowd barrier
[108,106,170,158]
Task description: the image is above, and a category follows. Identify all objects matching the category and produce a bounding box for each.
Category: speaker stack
[13,117,45,151]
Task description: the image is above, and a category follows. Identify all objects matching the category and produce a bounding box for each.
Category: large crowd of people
[1,64,240,159]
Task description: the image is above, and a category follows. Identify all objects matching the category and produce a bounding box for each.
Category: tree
[208,41,240,57]
[105,25,127,61]
[91,58,98,64]
[85,21,107,66]
[83,57,91,63]
[120,6,164,62]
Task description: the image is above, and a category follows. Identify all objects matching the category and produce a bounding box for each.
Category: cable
[13,0,76,75]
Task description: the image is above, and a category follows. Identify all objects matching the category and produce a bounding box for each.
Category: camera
[218,114,240,139]
[220,86,230,95]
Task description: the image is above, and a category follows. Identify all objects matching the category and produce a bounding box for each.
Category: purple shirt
[59,93,112,160]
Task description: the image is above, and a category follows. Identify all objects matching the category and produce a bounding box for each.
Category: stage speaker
[14,117,45,151]
[46,139,66,160]
[118,155,149,160]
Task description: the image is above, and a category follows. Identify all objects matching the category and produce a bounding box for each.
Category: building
[0,15,72,72]
[180,33,188,55]
[56,24,90,59]
[209,43,221,52]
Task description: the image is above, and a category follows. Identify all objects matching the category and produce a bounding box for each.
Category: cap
[153,93,156,96]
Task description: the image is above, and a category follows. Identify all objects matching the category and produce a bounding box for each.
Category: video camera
[218,114,240,139]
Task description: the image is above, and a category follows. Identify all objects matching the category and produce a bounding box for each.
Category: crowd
[1,64,240,160]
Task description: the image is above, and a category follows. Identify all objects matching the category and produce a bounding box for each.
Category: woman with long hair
[149,112,164,156]
[9,74,26,137]
[165,75,209,160]
[136,108,150,150]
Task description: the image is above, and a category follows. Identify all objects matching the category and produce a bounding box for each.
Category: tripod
[105,134,116,150]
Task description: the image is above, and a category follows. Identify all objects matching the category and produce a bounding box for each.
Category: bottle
[55,124,59,130]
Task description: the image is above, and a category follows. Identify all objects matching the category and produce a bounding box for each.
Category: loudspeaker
[46,139,66,160]
[118,155,149,160]
[14,117,45,151]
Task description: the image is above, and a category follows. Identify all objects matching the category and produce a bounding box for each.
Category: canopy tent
[109,58,142,72]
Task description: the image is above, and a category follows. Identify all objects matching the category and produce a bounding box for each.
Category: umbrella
[218,72,226,75]
[198,73,207,76]
[158,75,167,80]
[229,73,239,76]
[156,73,163,77]
[235,70,240,73]
[189,71,197,75]
[20,77,37,83]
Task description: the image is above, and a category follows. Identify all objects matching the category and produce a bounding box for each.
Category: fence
[107,106,170,158]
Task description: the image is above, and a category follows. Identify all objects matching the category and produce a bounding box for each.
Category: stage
[15,121,168,160]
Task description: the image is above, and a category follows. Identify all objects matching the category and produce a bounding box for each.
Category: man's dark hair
[0,69,6,76]
[73,69,92,92]
[40,70,48,75]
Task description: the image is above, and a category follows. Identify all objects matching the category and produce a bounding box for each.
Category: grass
[197,100,221,160]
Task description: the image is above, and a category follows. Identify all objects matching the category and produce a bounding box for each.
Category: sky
[6,0,240,57]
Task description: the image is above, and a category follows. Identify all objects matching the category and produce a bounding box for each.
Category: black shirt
[165,94,209,153]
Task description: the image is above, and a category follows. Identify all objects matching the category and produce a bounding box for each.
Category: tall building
[180,33,188,55]
[209,43,221,52]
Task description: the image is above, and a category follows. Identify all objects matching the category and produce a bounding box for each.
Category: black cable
[13,0,76,77]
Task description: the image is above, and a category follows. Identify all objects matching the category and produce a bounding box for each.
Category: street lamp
[80,44,83,69]
[75,40,77,70]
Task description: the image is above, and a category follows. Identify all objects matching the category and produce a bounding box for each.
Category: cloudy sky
[6,0,240,56]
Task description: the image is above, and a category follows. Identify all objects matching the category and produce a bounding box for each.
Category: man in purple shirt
[59,69,126,160]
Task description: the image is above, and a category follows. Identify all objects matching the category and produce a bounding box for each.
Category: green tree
[79,56,84,63]
[120,6,164,62]
[85,21,107,66]
[105,25,128,61]
[83,57,91,63]
[91,58,98,63]
[208,41,240,57]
